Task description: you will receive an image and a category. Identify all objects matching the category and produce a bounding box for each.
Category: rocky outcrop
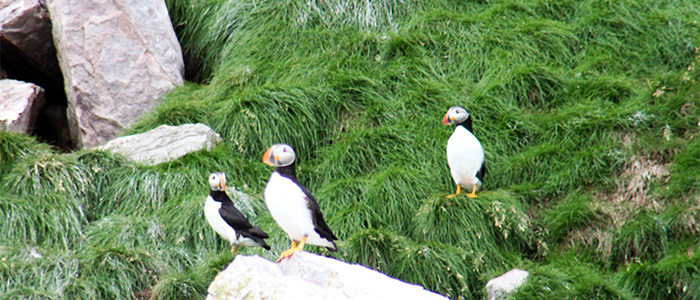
[46,0,184,149]
[0,79,45,133]
[486,269,529,300]
[207,252,449,300]
[0,0,60,78]
[98,123,222,165]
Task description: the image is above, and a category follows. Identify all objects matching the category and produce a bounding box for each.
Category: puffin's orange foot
[276,248,299,262]
[466,184,478,198]
[276,237,307,263]
[445,185,461,198]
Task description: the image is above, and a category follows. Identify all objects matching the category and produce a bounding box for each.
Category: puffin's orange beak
[220,178,226,191]
[262,146,274,165]
[442,111,451,125]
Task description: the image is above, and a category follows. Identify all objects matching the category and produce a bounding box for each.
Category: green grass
[2,0,700,299]
[511,252,636,300]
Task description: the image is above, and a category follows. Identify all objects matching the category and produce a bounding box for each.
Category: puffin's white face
[442,106,470,125]
[209,172,226,191]
[262,144,296,167]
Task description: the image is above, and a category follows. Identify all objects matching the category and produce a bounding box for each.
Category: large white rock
[207,252,449,300]
[0,79,45,133]
[486,269,529,300]
[98,123,222,166]
[46,0,184,149]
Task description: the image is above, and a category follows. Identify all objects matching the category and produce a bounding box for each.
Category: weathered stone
[0,79,45,133]
[0,0,60,78]
[207,252,449,300]
[46,0,184,149]
[486,269,529,300]
[98,123,221,166]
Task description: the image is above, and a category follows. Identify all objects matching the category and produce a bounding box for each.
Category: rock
[486,269,529,300]
[98,123,221,165]
[0,0,60,78]
[0,79,46,133]
[207,252,449,300]
[46,0,184,149]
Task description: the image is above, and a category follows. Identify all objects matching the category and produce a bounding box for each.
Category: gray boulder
[486,269,529,300]
[206,252,449,300]
[46,0,184,149]
[0,79,45,133]
[0,0,60,78]
[98,123,222,166]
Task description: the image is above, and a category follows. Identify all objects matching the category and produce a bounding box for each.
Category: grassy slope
[2,0,700,299]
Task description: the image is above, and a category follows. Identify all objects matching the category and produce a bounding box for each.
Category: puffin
[204,172,271,253]
[262,143,338,261]
[442,105,487,198]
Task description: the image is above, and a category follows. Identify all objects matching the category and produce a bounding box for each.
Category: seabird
[262,143,338,261]
[204,172,270,253]
[442,105,487,198]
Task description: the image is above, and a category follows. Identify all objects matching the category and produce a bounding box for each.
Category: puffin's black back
[210,190,271,249]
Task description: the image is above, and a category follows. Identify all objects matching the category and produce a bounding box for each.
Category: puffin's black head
[442,106,471,126]
[209,172,226,191]
[262,144,296,167]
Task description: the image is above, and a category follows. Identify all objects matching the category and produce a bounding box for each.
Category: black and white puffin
[442,106,487,198]
[204,172,270,253]
[262,143,338,261]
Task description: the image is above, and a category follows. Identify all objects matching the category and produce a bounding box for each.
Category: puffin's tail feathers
[325,240,339,252]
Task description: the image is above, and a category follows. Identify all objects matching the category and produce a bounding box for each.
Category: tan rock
[47,0,184,148]
[0,79,45,133]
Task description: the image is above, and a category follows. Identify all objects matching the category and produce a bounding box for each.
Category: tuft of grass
[541,191,606,244]
[414,192,531,254]
[150,271,207,300]
[388,242,476,300]
[1,152,98,204]
[618,241,700,300]
[664,200,700,240]
[511,252,635,300]
[0,131,51,179]
[665,138,700,195]
[94,168,186,218]
[0,192,86,249]
[73,246,159,300]
[0,243,78,299]
[610,211,669,265]
[81,215,164,250]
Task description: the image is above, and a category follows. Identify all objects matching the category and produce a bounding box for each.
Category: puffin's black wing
[219,202,270,239]
[301,187,338,251]
[477,160,487,181]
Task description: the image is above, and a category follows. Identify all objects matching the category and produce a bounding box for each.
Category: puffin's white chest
[204,196,237,244]
[264,172,332,247]
[264,173,314,239]
[446,126,485,187]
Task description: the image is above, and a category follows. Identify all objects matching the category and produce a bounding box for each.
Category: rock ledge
[207,252,449,300]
